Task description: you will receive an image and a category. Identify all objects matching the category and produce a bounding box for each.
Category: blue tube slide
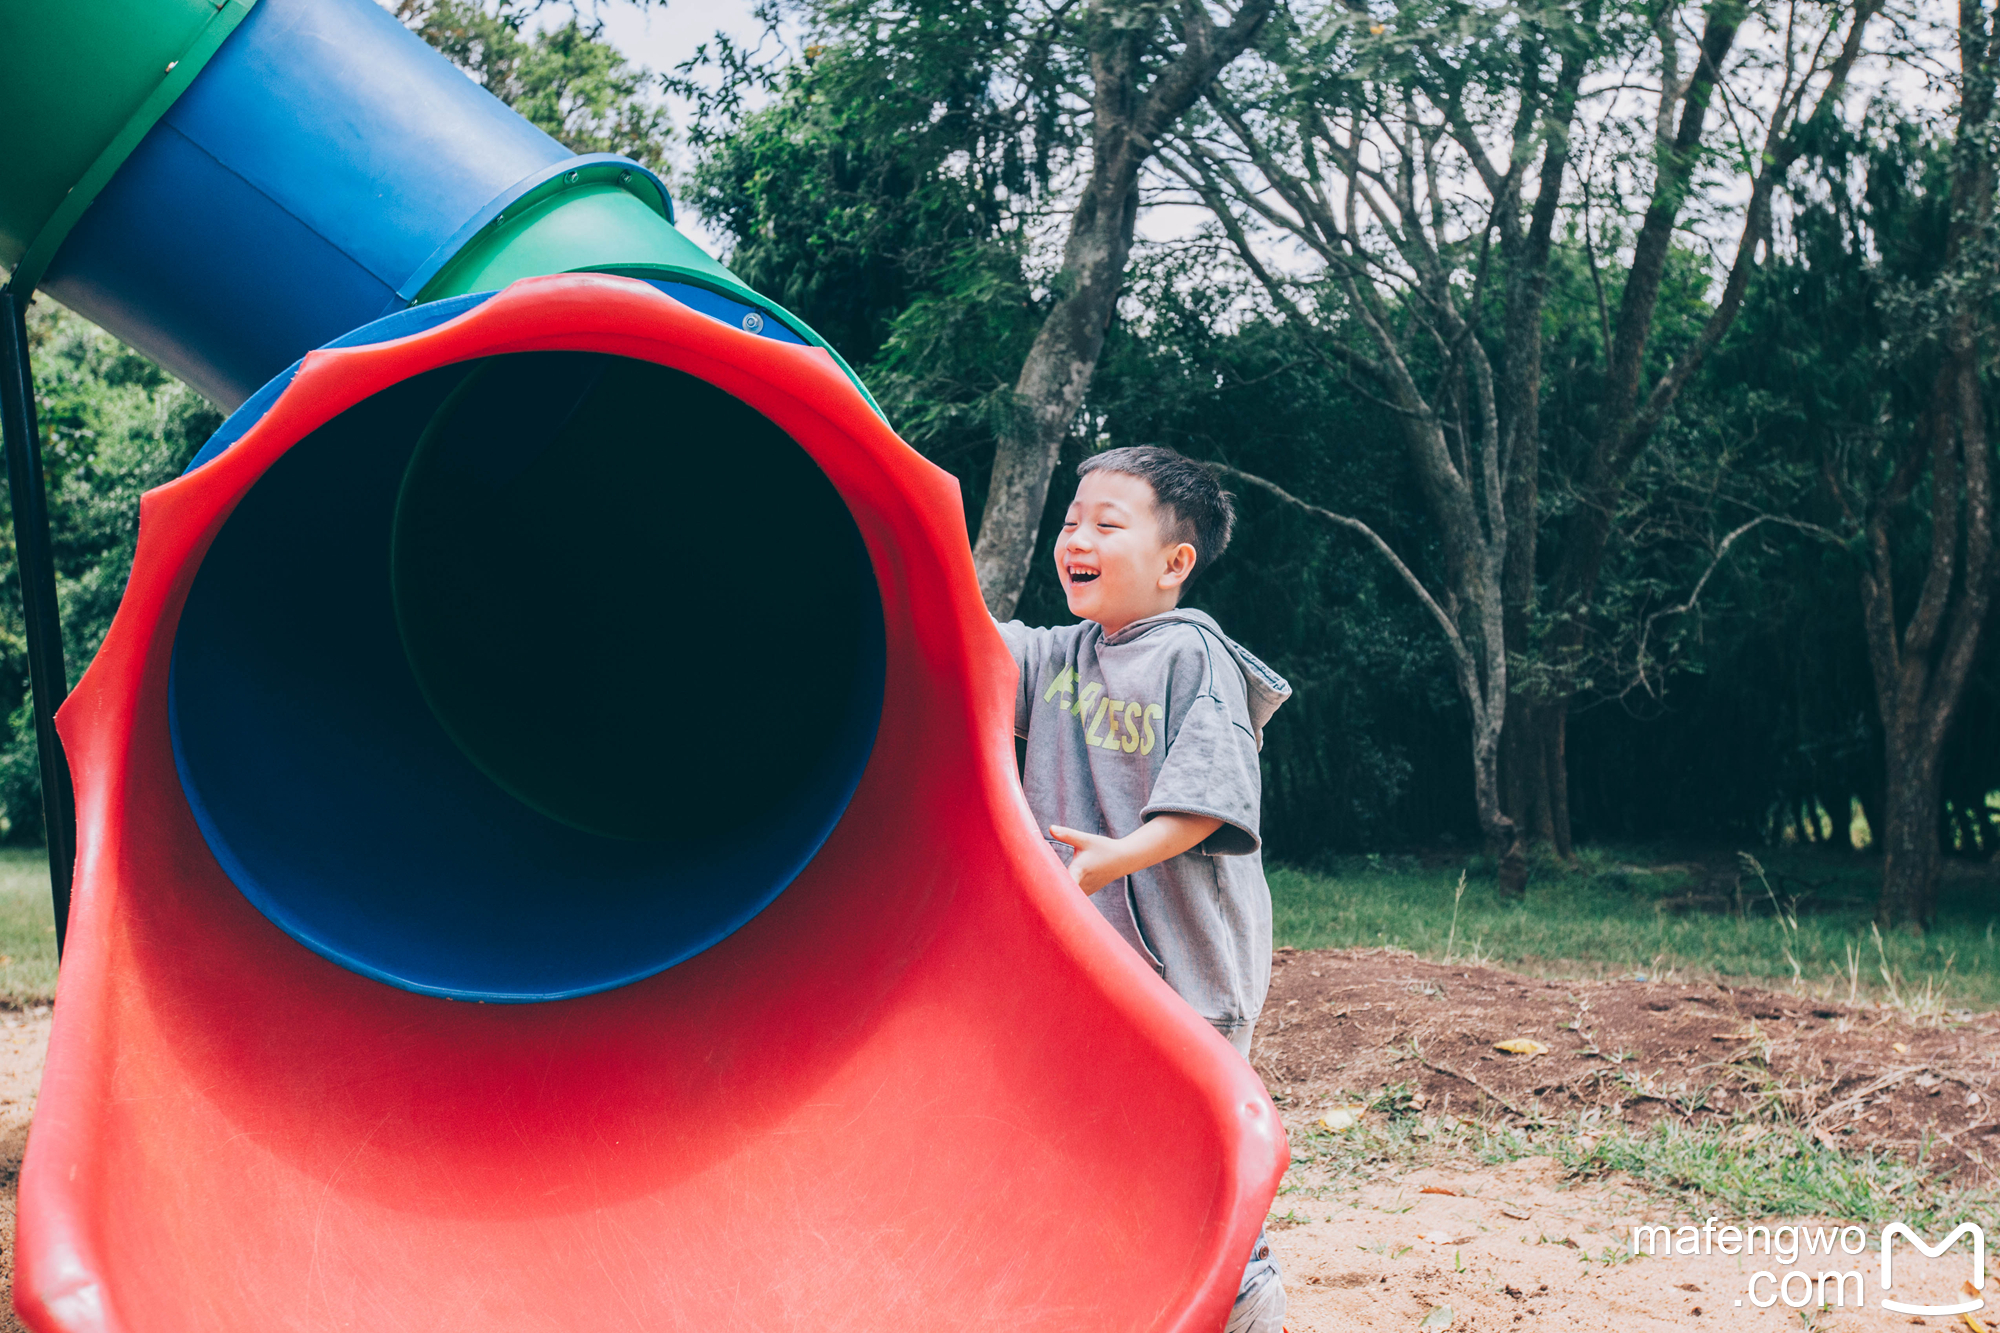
[31,0,822,411]
[5,0,892,1002]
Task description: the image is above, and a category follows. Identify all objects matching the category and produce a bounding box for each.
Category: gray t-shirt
[996,609,1292,1042]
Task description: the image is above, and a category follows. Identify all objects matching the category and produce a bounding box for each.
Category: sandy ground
[0,1011,49,1333]
[1266,1155,1984,1332]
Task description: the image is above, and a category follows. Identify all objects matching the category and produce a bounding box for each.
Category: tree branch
[1210,463,1478,689]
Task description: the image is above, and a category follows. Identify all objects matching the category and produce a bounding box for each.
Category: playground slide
[0,2,1287,1329]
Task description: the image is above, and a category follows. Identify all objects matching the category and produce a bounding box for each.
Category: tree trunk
[1527,0,1881,850]
[1548,707,1573,858]
[1494,831,1529,900]
[970,0,1276,617]
[1863,3,1996,925]
[1474,695,1527,899]
[972,169,1141,616]
[1863,358,1994,925]
[1501,702,1546,838]
[1501,701,1573,861]
[1494,51,1582,860]
[1878,737,1944,926]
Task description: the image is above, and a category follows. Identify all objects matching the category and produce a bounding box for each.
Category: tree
[1862,0,1999,925]
[1738,1,1999,924]
[677,1,1052,374]
[968,0,1280,616]
[400,0,673,172]
[1170,0,1884,890]
[660,0,2000,867]
[678,0,1277,616]
[1522,0,1884,855]
[1166,0,1605,894]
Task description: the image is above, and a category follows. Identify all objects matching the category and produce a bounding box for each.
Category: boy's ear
[1159,542,1198,590]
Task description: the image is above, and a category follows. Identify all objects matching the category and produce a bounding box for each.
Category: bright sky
[583,0,772,73]
[543,0,1958,273]
[572,0,778,248]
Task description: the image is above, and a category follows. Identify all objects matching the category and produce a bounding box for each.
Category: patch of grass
[1275,1087,1561,1204]
[1561,1121,1995,1230]
[0,848,58,1007]
[1278,1103,1995,1228]
[1270,846,2000,1009]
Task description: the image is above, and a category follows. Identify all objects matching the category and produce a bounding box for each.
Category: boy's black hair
[1077,446,1235,590]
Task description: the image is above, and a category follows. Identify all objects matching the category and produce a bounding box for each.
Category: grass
[1271,844,2000,1010]
[1278,1093,1997,1232]
[1565,1121,1996,1230]
[0,848,58,1008]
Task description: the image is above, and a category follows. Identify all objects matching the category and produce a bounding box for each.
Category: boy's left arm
[1049,813,1223,894]
[1050,645,1264,893]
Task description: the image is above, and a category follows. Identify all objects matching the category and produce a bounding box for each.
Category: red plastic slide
[14,277,1286,1331]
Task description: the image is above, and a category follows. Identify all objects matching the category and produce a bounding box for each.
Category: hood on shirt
[1104,608,1292,749]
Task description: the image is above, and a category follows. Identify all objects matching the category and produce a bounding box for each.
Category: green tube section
[417,177,883,414]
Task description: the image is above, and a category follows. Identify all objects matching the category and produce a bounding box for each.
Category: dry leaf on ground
[1493,1038,1548,1056]
[1318,1104,1368,1132]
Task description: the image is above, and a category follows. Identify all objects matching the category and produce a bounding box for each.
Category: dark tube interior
[169,353,884,1001]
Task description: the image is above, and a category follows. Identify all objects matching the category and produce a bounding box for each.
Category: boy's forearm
[1100,813,1224,881]
[1049,812,1226,894]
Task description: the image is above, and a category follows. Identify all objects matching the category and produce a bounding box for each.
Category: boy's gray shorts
[1227,1230,1287,1333]
[1216,1020,1286,1333]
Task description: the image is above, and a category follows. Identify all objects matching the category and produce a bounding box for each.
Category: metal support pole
[0,285,76,958]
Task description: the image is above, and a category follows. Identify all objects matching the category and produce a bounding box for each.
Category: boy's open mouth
[1067,567,1099,585]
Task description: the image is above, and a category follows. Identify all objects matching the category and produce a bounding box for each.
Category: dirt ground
[0,950,1994,1331]
[1253,946,2000,1170]
[1255,948,2000,1331]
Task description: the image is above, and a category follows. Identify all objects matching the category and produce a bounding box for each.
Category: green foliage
[866,241,1041,458]
[680,15,1995,853]
[1599,97,2000,845]
[1075,249,1477,846]
[676,0,1065,375]
[0,302,219,839]
[577,0,1977,858]
[1,0,1985,868]
[399,0,673,173]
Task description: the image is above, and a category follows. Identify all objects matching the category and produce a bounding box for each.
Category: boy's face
[1055,470,1197,634]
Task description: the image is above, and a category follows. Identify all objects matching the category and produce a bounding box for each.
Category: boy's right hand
[1049,825,1123,895]
[1050,813,1227,896]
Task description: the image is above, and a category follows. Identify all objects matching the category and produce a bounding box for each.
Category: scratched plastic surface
[14,276,1286,1333]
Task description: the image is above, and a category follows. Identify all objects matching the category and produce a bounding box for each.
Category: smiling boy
[994,446,1292,1333]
